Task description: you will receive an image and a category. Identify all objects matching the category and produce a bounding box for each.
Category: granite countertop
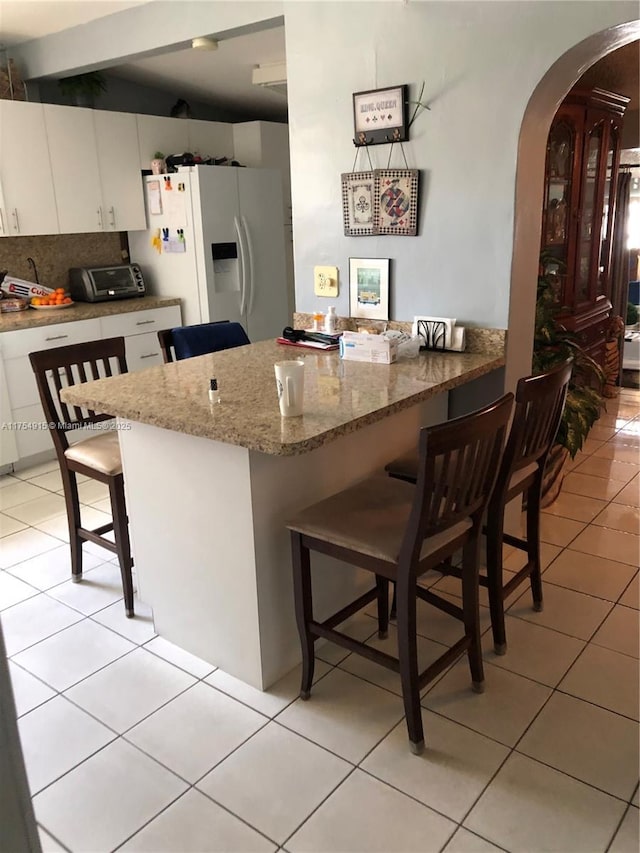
[0,296,181,332]
[60,339,505,457]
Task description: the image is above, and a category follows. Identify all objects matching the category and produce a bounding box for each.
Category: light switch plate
[314,266,339,297]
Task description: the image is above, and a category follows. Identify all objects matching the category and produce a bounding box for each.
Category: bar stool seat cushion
[64,432,122,477]
[287,475,471,564]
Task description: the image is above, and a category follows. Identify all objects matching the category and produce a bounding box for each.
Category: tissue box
[340,331,398,364]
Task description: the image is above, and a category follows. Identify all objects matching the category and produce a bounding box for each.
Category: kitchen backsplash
[0,233,129,290]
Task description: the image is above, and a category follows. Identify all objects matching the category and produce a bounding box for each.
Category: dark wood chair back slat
[402,392,513,561]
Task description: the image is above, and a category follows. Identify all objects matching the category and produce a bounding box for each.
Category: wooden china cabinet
[540,88,628,366]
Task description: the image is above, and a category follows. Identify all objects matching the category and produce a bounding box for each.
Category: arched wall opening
[506,22,640,393]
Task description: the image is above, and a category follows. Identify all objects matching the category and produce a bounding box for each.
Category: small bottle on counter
[208,378,221,404]
[313,311,325,331]
[325,306,337,335]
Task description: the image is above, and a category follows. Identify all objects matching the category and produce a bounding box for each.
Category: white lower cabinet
[0,303,181,466]
[123,331,165,371]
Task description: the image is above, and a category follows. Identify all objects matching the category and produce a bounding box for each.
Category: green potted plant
[533,258,606,504]
[58,71,107,108]
[151,151,166,175]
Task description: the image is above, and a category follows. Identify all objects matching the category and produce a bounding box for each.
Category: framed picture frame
[341,171,375,236]
[373,169,419,236]
[349,257,390,321]
[352,85,408,146]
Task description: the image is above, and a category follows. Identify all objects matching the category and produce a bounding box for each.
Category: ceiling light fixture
[191,37,218,51]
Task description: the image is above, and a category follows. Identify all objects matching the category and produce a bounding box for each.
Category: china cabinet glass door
[541,119,575,307]
[575,124,603,305]
[597,124,619,298]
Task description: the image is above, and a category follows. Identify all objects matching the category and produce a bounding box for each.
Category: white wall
[13,0,639,334]
[284,1,638,328]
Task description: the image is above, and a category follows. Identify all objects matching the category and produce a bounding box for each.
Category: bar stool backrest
[495,359,573,502]
[399,392,514,567]
[29,337,128,458]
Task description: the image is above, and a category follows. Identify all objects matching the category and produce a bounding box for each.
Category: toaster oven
[68,265,146,302]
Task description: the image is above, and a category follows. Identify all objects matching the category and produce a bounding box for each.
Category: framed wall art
[373,169,419,236]
[353,85,408,146]
[349,257,390,321]
[341,171,375,236]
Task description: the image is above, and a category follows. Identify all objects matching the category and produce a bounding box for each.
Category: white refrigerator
[128,166,289,339]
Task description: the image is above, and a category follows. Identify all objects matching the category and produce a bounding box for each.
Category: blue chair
[158,321,250,363]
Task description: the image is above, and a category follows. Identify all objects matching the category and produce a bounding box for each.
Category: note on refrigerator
[147,180,162,215]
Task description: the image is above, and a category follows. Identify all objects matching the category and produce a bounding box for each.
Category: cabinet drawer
[0,318,101,360]
[100,305,181,340]
[125,331,164,372]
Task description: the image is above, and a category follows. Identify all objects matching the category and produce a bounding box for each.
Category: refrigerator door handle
[241,215,255,315]
[234,215,247,316]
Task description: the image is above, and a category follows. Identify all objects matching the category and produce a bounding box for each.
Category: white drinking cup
[274,359,305,417]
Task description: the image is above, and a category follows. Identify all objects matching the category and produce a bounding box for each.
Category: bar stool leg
[110,475,134,618]
[527,478,544,612]
[291,532,315,699]
[62,469,83,582]
[396,573,424,754]
[376,576,389,638]
[461,538,485,692]
[485,507,508,655]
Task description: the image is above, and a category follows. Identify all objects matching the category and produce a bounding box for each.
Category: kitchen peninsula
[61,338,505,689]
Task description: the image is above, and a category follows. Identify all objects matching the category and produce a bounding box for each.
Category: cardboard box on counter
[339,331,398,364]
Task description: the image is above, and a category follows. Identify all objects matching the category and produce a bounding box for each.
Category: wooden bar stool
[286,393,513,754]
[29,337,135,617]
[157,321,248,363]
[386,360,572,653]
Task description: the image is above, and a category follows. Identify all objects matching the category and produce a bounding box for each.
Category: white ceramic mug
[274,359,305,417]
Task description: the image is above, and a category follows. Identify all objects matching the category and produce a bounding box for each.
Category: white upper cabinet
[94,110,146,231]
[136,115,190,172]
[45,104,103,233]
[0,101,59,236]
[45,105,146,234]
[188,120,234,161]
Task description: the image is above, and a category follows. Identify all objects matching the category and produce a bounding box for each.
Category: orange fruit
[63,297,72,304]
[55,288,65,294]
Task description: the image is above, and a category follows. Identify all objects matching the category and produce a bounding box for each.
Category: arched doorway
[506,22,640,393]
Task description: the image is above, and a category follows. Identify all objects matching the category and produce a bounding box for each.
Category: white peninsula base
[119,395,447,689]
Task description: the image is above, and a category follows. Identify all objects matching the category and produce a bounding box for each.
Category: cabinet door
[0,357,18,465]
[124,330,164,371]
[596,118,622,300]
[45,105,103,233]
[0,101,59,236]
[94,110,146,231]
[575,112,609,308]
[188,120,233,161]
[136,115,189,172]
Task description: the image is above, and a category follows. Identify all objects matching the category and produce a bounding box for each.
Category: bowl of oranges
[30,289,74,310]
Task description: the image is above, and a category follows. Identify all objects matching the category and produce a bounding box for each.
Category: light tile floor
[1,391,639,852]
